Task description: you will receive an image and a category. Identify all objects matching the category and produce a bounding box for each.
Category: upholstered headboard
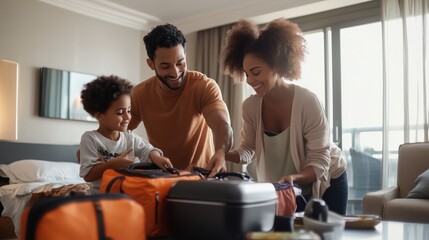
[0,141,79,165]
[0,141,81,239]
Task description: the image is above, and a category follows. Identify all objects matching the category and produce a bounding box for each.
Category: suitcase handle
[128,162,161,170]
[104,176,126,193]
[214,172,253,181]
[193,167,211,176]
[128,162,184,175]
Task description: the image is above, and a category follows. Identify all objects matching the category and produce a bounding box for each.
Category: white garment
[263,128,296,182]
[79,130,162,192]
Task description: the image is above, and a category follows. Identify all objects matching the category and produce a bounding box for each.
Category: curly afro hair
[221,18,307,83]
[80,75,133,116]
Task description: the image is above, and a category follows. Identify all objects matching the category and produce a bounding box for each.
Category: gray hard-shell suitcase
[166,172,278,240]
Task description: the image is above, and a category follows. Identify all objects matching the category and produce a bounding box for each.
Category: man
[128,23,233,177]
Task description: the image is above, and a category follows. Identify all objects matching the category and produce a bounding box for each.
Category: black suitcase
[166,172,277,240]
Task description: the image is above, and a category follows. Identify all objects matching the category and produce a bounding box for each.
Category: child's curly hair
[221,18,307,83]
[80,75,133,116]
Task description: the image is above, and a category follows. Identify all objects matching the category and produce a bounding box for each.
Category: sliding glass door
[335,22,383,214]
[295,1,383,214]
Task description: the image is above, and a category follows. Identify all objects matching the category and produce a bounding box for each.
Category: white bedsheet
[0,180,85,237]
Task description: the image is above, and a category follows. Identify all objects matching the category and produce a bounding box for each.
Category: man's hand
[204,109,233,178]
[206,150,227,178]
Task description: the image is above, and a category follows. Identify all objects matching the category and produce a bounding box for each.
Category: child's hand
[120,148,134,160]
[151,155,173,172]
[108,149,135,169]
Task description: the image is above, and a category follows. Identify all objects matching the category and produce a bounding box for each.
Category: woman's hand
[279,175,295,185]
[279,167,317,186]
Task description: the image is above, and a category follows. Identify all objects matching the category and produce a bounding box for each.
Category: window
[291,0,382,214]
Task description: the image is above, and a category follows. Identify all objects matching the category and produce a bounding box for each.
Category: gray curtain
[195,24,245,172]
[41,69,70,119]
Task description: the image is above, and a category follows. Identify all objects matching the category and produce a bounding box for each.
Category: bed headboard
[0,141,79,164]
[0,141,82,238]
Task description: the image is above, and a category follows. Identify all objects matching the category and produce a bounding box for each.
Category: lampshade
[0,59,18,140]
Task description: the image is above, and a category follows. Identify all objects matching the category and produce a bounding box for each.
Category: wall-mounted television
[39,67,97,122]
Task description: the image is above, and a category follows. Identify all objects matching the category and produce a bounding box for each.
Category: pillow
[0,159,83,184]
[407,168,429,199]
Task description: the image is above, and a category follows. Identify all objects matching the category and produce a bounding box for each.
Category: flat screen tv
[39,67,97,122]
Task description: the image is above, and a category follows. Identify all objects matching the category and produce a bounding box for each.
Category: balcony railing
[342,126,401,214]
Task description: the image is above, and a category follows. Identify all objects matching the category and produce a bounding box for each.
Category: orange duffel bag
[20,193,145,240]
[100,162,203,238]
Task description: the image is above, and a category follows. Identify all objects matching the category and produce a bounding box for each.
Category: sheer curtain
[382,0,429,186]
[195,24,246,172]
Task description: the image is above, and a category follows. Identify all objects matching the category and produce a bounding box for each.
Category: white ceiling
[39,0,373,33]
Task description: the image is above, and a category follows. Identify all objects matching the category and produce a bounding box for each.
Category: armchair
[362,142,429,223]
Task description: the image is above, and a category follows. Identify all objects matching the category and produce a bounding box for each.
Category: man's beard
[156,71,185,90]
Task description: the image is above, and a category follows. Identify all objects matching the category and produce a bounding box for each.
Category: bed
[0,140,90,239]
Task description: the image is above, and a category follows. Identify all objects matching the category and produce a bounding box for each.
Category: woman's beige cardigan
[234,84,346,198]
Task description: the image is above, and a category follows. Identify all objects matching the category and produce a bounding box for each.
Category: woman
[221,18,348,214]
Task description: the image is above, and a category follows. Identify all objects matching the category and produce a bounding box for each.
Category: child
[79,75,172,193]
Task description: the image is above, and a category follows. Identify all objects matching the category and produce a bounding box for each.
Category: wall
[0,0,144,144]
[0,0,199,145]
